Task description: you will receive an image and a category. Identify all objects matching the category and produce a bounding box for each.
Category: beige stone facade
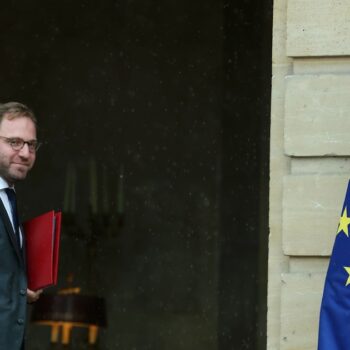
[269,0,350,348]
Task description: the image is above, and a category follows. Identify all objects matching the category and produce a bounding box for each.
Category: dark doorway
[219,1,271,349]
[0,1,271,349]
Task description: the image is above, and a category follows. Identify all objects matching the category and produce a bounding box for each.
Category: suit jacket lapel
[0,198,24,266]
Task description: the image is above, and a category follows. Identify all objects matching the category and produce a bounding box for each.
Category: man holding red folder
[0,102,43,349]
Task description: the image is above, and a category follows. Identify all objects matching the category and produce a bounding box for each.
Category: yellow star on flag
[344,267,350,286]
[337,207,350,237]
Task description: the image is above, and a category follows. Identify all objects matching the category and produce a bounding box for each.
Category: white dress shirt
[0,177,23,247]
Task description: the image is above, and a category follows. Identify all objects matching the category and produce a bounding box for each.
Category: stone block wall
[269,0,350,348]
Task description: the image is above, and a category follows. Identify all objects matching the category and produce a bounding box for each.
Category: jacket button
[20,289,26,296]
[17,318,24,325]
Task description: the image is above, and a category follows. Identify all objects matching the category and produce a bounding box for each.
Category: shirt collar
[0,177,13,191]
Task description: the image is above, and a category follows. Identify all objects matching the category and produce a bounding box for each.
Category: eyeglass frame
[0,136,42,153]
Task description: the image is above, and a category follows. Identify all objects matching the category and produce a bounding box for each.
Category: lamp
[31,160,124,346]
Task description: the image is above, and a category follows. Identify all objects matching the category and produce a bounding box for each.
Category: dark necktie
[5,188,21,249]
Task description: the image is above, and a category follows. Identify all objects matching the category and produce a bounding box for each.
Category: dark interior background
[0,0,271,349]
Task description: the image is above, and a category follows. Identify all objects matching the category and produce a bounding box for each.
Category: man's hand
[27,288,43,303]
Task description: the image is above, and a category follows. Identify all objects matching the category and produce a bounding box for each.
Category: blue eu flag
[318,180,350,349]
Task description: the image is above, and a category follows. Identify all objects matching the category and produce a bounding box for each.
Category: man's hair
[0,102,37,125]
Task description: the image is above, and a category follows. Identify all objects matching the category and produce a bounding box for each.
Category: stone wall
[269,0,350,349]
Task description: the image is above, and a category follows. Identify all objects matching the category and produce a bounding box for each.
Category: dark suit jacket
[0,199,27,349]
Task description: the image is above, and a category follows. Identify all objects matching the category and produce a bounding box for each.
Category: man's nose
[18,143,31,157]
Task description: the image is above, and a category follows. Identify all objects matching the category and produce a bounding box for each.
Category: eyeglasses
[0,136,42,153]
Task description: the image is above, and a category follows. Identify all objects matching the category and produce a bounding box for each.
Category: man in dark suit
[0,102,43,349]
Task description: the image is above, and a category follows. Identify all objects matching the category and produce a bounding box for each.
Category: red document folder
[23,210,62,291]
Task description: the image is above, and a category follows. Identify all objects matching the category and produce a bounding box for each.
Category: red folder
[23,210,62,291]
